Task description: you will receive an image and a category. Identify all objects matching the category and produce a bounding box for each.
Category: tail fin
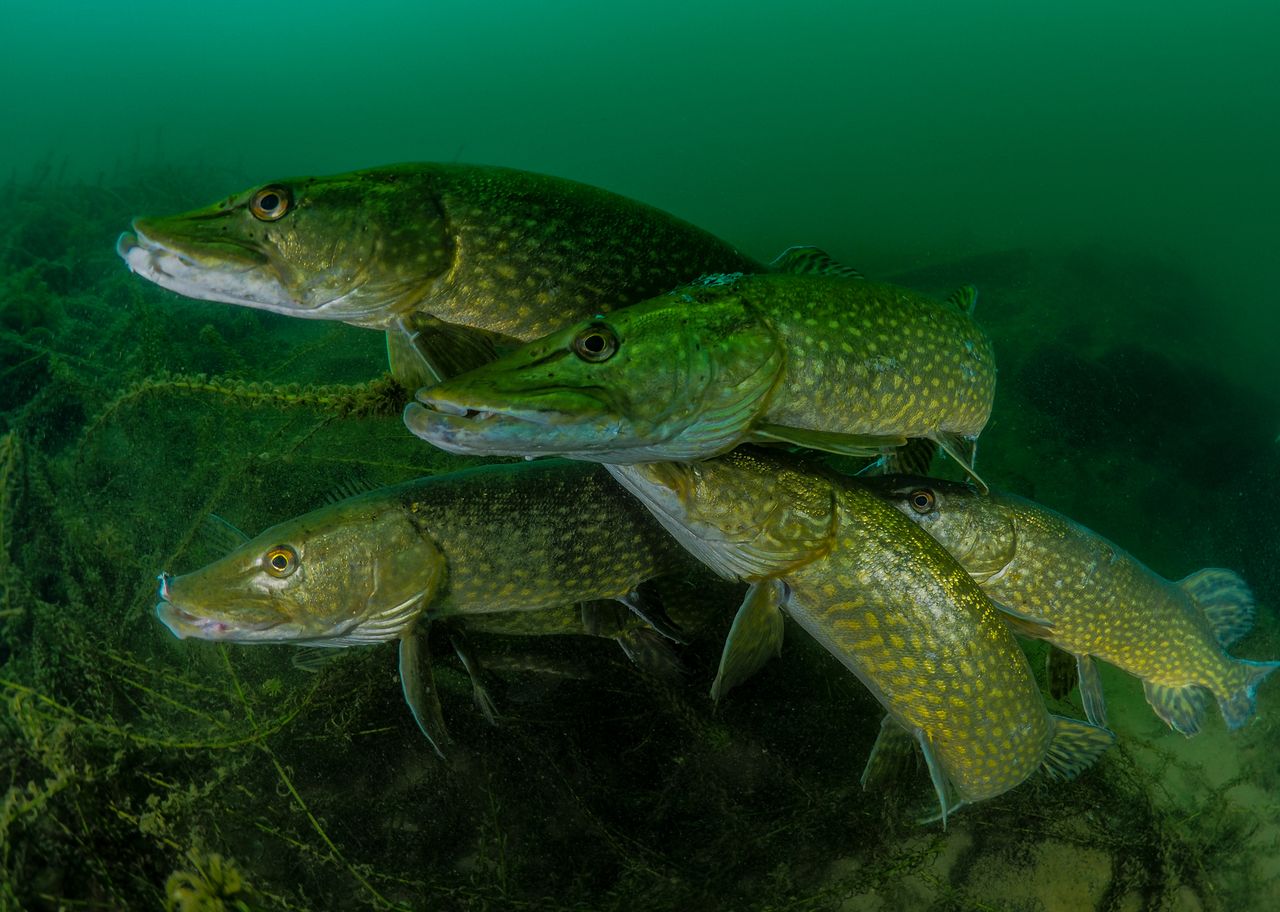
[1041,715,1114,781]
[1216,660,1280,730]
[1179,568,1255,648]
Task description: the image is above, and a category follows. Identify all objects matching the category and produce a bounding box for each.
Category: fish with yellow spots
[607,449,1113,822]
[405,271,995,487]
[865,476,1279,735]
[155,460,691,757]
[117,162,764,385]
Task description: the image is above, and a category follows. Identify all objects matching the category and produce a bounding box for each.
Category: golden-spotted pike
[608,449,1112,822]
[156,460,689,756]
[117,162,763,384]
[866,476,1279,735]
[406,271,995,487]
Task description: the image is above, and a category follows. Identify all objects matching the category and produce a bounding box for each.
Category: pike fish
[608,449,1112,822]
[117,162,762,385]
[406,271,995,487]
[867,476,1279,735]
[155,460,689,756]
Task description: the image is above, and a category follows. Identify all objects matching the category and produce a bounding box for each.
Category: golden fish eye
[249,185,291,221]
[909,489,936,514]
[571,323,618,363]
[264,545,298,577]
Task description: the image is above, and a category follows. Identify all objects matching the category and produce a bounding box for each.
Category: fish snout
[157,571,173,602]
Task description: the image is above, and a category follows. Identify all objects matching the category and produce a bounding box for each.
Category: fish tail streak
[1179,568,1256,648]
[1041,715,1115,780]
[1216,660,1280,731]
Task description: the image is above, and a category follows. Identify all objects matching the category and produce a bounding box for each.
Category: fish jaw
[155,571,297,643]
[117,220,304,315]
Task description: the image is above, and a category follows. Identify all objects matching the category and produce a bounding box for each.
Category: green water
[2,1,1278,909]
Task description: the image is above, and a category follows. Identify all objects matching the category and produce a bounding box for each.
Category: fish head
[861,474,1017,581]
[118,166,454,327]
[405,288,785,461]
[608,448,837,581]
[156,495,444,646]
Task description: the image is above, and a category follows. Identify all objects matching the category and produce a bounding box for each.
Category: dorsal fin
[768,245,864,280]
[323,475,379,505]
[945,285,979,315]
[1178,568,1256,648]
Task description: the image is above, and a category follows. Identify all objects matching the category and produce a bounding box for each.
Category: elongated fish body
[609,450,1111,819]
[866,477,1279,735]
[118,162,762,382]
[406,273,995,485]
[156,459,688,753]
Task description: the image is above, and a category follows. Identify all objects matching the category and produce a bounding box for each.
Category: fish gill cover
[2,2,1280,911]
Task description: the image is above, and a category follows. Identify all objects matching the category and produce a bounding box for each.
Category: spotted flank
[865,476,1279,735]
[154,460,690,750]
[119,161,763,384]
[613,449,1110,823]
[408,272,996,487]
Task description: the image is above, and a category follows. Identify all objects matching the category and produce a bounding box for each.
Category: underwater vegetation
[1,164,1278,910]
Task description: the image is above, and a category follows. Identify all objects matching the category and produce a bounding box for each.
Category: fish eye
[264,545,298,578]
[571,323,619,363]
[249,185,291,221]
[908,489,936,514]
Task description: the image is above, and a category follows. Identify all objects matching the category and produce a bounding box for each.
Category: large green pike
[405,271,995,487]
[865,476,1279,735]
[156,460,690,756]
[118,162,763,384]
[607,450,1112,822]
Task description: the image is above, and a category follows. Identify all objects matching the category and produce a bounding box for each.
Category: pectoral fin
[390,312,507,386]
[931,432,988,493]
[399,628,451,759]
[752,424,906,458]
[711,580,786,702]
[618,584,688,645]
[993,602,1054,639]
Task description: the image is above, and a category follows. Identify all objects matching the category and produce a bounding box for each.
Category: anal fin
[711,580,787,702]
[1143,679,1208,735]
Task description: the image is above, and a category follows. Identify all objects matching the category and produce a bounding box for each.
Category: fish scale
[866,476,1280,735]
[407,272,996,487]
[609,449,1112,820]
[118,162,763,385]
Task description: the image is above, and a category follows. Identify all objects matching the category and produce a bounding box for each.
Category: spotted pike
[118,162,762,385]
[406,271,995,487]
[866,476,1279,735]
[608,450,1112,821]
[155,460,689,755]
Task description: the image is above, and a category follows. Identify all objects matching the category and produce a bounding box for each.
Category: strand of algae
[218,647,406,912]
[77,371,407,467]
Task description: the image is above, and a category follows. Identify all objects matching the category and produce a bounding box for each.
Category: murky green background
[2,2,1277,909]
